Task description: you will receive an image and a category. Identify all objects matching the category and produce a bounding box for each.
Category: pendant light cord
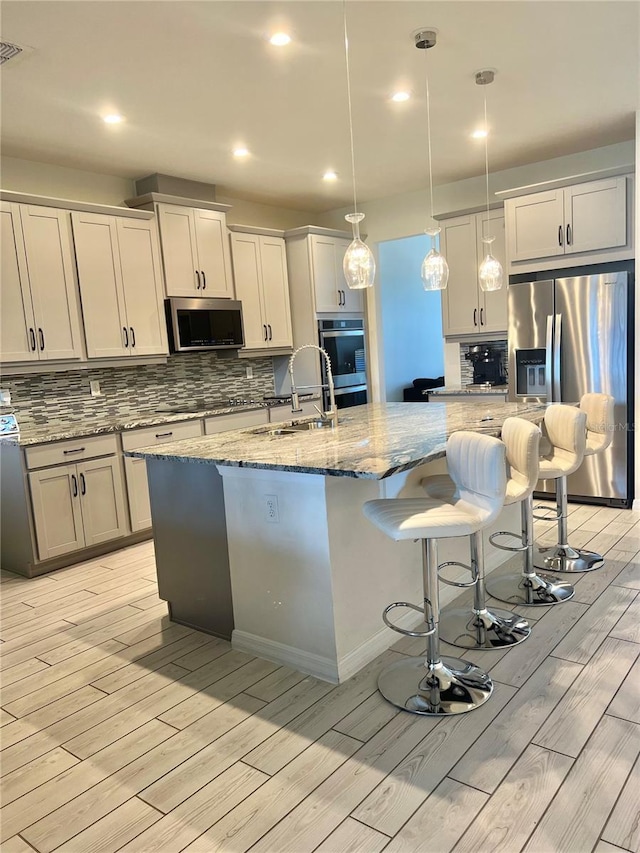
[343,0,358,217]
[424,48,435,225]
[483,87,490,220]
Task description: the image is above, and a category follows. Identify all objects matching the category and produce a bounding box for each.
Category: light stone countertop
[1,398,319,447]
[429,385,508,396]
[128,401,546,480]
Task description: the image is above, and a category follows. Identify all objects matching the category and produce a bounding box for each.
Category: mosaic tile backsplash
[2,354,275,430]
[459,340,508,385]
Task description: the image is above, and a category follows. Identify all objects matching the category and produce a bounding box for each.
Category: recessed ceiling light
[270,32,291,46]
[391,91,410,102]
[471,129,488,139]
[233,147,250,158]
[323,171,338,182]
[103,114,124,124]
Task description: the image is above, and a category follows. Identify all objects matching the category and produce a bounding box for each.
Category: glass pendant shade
[478,236,503,292]
[343,212,375,289]
[421,228,449,291]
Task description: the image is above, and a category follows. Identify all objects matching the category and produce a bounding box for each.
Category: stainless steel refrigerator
[507,264,633,507]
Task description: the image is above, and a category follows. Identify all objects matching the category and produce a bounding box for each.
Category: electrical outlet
[90,380,102,397]
[0,389,11,406]
[264,494,279,523]
[245,365,254,379]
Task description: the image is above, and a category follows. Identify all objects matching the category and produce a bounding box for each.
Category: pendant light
[415,29,448,292]
[476,69,504,292]
[342,1,375,290]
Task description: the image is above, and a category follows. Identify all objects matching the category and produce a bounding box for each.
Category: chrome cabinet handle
[29,328,36,351]
[473,308,478,327]
[71,474,78,497]
[201,270,206,290]
[195,270,201,289]
[130,327,135,348]
[558,225,563,247]
[155,431,173,438]
[80,473,86,495]
[566,224,572,246]
[123,327,129,348]
[38,328,45,351]
[63,447,85,455]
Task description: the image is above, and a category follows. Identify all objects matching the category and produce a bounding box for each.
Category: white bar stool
[362,431,504,716]
[533,403,604,573]
[486,417,575,606]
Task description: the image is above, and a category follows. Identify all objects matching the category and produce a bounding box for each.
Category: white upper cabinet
[505,177,629,266]
[230,230,293,350]
[231,226,293,350]
[0,202,82,363]
[71,212,167,359]
[157,203,233,298]
[310,235,363,313]
[440,209,507,338]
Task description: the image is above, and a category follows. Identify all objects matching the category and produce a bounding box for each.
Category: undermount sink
[252,419,338,437]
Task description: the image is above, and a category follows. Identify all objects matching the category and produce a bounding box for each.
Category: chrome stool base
[378,655,493,716]
[486,570,575,606]
[534,544,604,573]
[439,606,531,649]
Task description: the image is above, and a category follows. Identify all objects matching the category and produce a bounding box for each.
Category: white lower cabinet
[29,455,127,560]
[123,457,153,532]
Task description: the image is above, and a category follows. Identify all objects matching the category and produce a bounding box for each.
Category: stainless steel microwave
[165,298,245,352]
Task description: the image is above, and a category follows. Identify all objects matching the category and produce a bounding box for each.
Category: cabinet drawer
[121,419,203,451]
[25,434,118,470]
[204,409,268,434]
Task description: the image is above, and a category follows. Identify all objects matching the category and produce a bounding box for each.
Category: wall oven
[318,318,368,409]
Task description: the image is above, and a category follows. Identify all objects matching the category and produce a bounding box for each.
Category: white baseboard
[232,630,341,683]
[633,498,640,511]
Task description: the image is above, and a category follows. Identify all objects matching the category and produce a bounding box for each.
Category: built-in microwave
[166,297,245,352]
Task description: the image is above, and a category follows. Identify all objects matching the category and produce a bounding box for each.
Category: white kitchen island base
[219,461,519,684]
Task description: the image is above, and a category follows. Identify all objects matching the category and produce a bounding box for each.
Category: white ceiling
[1,1,638,212]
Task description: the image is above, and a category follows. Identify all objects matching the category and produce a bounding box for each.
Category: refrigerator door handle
[545,315,554,401]
[553,313,562,401]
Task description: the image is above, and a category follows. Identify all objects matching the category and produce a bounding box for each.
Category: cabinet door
[477,212,508,334]
[337,239,364,312]
[124,456,152,532]
[77,456,127,546]
[29,465,85,560]
[116,218,168,356]
[505,190,564,262]
[157,204,199,296]
[19,206,83,360]
[564,177,627,254]
[0,202,38,362]
[193,209,234,298]
[230,233,267,348]
[440,216,479,336]
[260,236,293,348]
[71,213,128,358]
[310,236,340,312]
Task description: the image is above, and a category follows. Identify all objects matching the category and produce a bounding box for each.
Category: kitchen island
[130,401,545,682]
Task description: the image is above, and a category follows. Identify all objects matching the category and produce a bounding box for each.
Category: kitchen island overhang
[130,402,546,683]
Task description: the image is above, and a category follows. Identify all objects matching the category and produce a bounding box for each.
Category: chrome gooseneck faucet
[288,344,338,428]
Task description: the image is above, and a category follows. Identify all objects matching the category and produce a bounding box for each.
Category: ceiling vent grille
[1,42,25,65]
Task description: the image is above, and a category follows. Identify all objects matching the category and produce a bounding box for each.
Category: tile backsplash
[459,341,508,385]
[2,354,275,429]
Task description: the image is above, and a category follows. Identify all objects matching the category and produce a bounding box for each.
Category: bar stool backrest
[501,417,541,496]
[580,393,615,456]
[447,431,506,518]
[544,405,587,464]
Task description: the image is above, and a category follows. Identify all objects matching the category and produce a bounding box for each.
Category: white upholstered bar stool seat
[362,431,504,716]
[534,404,603,573]
[486,418,575,606]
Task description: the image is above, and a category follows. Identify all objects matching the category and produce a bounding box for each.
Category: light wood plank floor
[1,502,639,853]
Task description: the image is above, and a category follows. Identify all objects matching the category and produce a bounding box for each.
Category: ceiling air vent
[1,41,26,65]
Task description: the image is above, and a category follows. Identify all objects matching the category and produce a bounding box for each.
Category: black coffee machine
[465,346,507,386]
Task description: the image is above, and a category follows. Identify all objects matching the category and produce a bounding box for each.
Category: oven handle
[332,384,368,396]
[319,330,365,339]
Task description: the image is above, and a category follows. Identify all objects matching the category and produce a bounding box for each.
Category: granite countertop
[128,401,546,480]
[1,397,319,447]
[429,385,509,396]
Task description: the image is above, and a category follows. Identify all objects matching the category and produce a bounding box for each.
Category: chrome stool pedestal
[378,539,493,716]
[487,495,575,606]
[534,477,603,573]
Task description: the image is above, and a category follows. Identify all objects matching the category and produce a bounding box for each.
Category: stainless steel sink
[252,419,337,437]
